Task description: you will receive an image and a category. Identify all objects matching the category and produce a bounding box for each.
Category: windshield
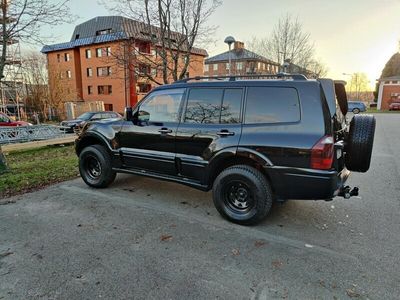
[77,112,94,120]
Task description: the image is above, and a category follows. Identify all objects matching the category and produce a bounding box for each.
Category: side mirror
[138,110,150,123]
[124,107,133,121]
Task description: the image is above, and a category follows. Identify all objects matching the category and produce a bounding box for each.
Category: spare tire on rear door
[345,114,376,172]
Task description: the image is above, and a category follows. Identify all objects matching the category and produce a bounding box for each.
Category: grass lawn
[0,145,79,199]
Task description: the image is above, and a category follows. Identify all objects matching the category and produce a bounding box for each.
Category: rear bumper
[266,166,350,200]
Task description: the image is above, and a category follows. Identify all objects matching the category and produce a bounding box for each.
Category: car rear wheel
[79,145,116,188]
[212,165,273,225]
[345,114,376,172]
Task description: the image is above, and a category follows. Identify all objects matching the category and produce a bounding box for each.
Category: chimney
[234,41,244,50]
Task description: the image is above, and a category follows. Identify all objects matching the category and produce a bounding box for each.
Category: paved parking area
[0,114,399,299]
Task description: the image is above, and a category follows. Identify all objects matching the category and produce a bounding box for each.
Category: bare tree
[101,0,221,85]
[0,0,74,80]
[347,72,370,100]
[247,14,327,77]
[21,51,50,120]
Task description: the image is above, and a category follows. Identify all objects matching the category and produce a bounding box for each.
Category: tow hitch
[338,186,359,199]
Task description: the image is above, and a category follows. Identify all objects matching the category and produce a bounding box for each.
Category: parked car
[389,102,400,111]
[348,101,367,114]
[0,112,32,127]
[75,74,376,225]
[60,111,122,133]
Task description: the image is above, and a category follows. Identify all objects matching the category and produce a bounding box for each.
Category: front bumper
[266,166,351,200]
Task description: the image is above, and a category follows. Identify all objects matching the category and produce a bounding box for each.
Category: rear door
[175,87,243,183]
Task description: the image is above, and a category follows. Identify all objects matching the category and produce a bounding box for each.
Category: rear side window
[245,87,300,124]
[185,88,242,124]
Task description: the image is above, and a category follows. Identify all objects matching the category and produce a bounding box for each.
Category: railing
[0,125,69,145]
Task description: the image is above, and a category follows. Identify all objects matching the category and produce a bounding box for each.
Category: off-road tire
[79,145,116,188]
[212,165,273,225]
[345,114,376,172]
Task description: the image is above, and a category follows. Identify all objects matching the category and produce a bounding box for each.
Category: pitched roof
[378,75,400,82]
[41,16,207,56]
[205,48,279,65]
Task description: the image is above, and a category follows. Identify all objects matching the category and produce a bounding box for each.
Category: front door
[118,88,185,176]
[175,87,243,183]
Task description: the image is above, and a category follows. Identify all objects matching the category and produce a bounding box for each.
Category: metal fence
[0,125,69,145]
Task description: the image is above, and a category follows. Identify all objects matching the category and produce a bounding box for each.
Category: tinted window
[221,89,242,124]
[245,87,300,124]
[139,89,184,122]
[185,88,223,124]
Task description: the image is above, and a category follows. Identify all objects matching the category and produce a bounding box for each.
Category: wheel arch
[75,132,114,156]
[207,147,274,190]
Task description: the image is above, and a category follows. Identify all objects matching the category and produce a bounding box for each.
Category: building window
[66,70,72,78]
[236,62,243,70]
[204,64,209,72]
[96,47,111,57]
[213,64,218,71]
[96,28,112,36]
[98,85,112,95]
[226,63,230,70]
[257,62,261,70]
[151,68,157,77]
[87,68,93,77]
[97,66,112,77]
[85,49,91,59]
[57,54,61,63]
[64,53,70,62]
[88,86,93,95]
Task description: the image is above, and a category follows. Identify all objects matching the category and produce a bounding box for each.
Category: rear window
[245,87,300,124]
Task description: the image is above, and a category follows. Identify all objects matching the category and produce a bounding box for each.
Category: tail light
[311,135,334,170]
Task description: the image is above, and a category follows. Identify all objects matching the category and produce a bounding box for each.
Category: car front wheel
[79,145,116,188]
[352,108,360,114]
[212,165,273,225]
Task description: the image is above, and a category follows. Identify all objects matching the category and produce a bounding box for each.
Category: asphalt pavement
[0,113,399,299]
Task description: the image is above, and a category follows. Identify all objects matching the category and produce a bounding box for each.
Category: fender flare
[75,131,115,155]
[205,147,274,187]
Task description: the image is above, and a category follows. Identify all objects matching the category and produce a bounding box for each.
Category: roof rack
[174,73,307,84]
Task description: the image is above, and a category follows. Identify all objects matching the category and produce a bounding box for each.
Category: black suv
[75,74,376,225]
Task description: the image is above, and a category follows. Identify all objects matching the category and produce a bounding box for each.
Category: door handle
[217,130,235,137]
[158,128,172,134]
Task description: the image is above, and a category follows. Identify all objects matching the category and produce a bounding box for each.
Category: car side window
[185,88,224,124]
[245,87,300,124]
[138,88,185,123]
[91,113,102,120]
[221,89,242,124]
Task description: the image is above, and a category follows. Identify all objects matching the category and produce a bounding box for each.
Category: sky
[42,0,400,90]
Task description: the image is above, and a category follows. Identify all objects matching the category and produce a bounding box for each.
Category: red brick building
[204,41,280,77]
[377,76,400,110]
[42,16,207,114]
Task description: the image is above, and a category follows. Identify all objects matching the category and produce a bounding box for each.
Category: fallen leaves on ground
[231,249,240,256]
[254,240,267,248]
[346,288,361,298]
[271,260,283,269]
[160,234,173,242]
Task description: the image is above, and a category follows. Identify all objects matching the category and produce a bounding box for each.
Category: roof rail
[174,73,307,84]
